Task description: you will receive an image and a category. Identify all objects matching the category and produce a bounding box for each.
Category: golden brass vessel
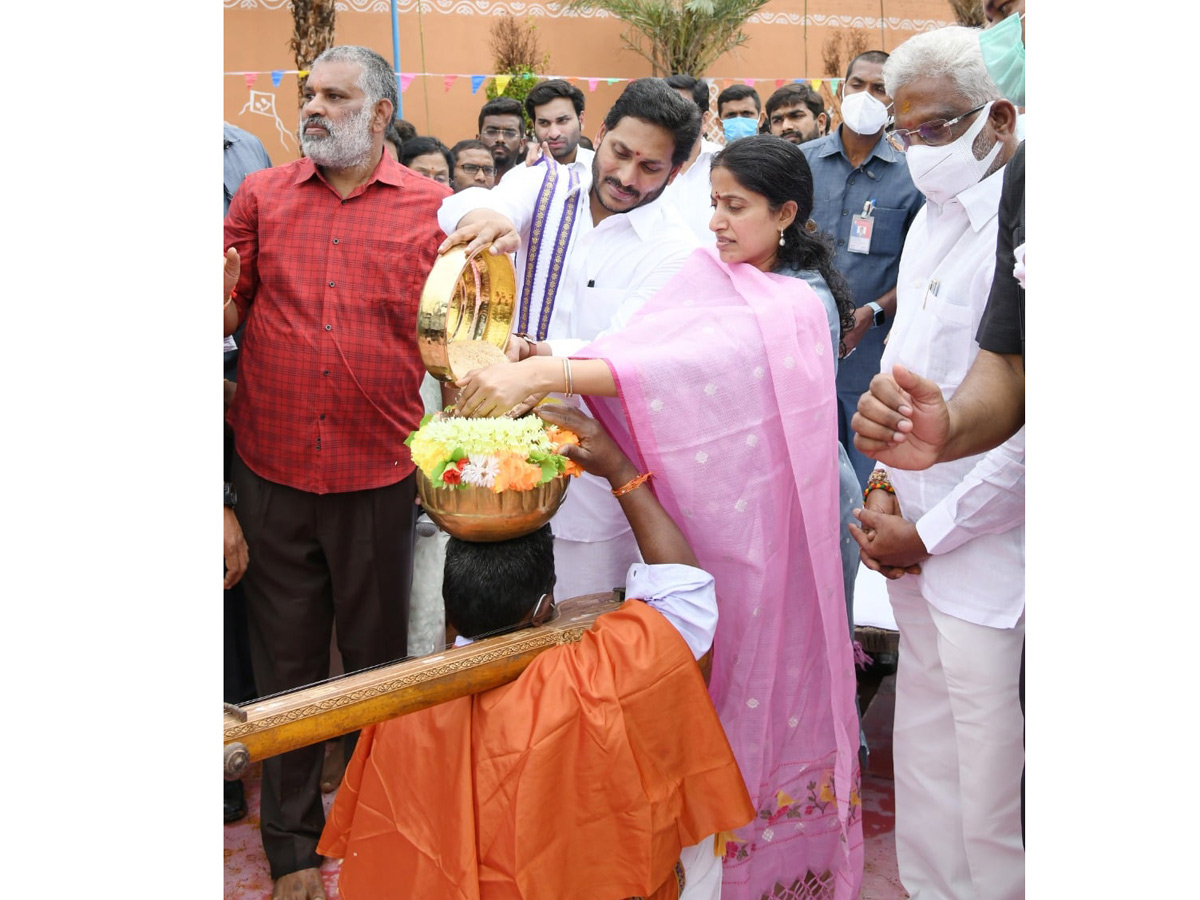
[418,246,516,382]
[417,469,569,542]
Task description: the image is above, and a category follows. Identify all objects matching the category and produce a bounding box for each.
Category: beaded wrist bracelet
[863,469,894,502]
[612,471,653,497]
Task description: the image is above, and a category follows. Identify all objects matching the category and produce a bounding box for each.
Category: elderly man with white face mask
[844,25,1025,900]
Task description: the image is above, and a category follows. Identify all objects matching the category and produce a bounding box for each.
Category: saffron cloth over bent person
[454,135,864,900]
[317,405,756,900]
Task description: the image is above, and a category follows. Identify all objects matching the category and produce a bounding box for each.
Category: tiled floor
[223,672,906,899]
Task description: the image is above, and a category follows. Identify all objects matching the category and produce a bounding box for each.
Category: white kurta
[878,166,1025,629]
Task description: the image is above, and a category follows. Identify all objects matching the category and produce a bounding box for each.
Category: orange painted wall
[224,0,956,165]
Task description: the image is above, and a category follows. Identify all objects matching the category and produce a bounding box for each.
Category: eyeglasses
[482,127,521,140]
[458,162,497,177]
[885,102,989,152]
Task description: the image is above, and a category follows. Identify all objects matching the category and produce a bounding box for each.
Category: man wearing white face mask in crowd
[802,51,925,488]
[844,25,1025,900]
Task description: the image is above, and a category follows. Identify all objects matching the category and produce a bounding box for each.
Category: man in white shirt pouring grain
[436,77,700,601]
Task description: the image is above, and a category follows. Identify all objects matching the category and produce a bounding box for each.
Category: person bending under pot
[318,404,754,900]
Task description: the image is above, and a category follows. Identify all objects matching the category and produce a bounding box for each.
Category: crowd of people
[223,3,1026,898]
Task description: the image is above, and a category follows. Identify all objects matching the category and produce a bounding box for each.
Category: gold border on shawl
[535,168,581,341]
[517,161,560,335]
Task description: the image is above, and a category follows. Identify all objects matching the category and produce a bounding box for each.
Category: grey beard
[300,106,373,169]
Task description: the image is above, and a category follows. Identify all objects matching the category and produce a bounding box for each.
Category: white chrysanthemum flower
[461,455,500,489]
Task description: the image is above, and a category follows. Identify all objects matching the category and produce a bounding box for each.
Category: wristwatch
[866,301,886,328]
[224,482,238,510]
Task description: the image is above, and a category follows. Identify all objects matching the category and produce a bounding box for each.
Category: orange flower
[545,427,584,478]
[545,425,579,448]
[493,454,542,493]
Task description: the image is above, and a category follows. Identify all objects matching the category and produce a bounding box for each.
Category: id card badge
[848,214,874,254]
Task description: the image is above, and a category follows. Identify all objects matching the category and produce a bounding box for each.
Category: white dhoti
[889,576,1025,900]
[679,835,723,900]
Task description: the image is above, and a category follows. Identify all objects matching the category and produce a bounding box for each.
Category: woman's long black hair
[710,134,857,351]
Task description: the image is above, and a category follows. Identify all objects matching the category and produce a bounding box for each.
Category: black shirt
[977,141,1025,357]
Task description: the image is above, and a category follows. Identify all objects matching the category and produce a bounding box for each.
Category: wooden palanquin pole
[224,594,622,779]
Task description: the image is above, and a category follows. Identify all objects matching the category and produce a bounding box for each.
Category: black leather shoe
[224,778,247,824]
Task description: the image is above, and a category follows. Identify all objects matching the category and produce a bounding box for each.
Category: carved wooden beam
[224,593,621,778]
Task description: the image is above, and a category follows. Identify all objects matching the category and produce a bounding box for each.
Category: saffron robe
[318,599,755,900]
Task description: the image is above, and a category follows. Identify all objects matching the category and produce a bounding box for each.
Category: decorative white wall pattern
[224,0,950,30]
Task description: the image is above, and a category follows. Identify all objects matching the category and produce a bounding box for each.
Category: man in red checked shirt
[223,45,450,900]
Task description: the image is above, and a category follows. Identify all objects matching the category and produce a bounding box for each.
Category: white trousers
[551,529,642,602]
[888,577,1025,900]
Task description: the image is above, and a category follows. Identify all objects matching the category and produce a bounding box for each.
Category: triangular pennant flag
[244,73,258,89]
[298,69,309,78]
[743,78,755,87]
[811,79,822,90]
[607,78,619,85]
[271,70,283,87]
[587,78,600,93]
[775,79,786,88]
[471,75,486,94]
[494,74,512,95]
[444,74,458,92]
[793,78,803,84]
[400,73,416,93]
[830,79,840,92]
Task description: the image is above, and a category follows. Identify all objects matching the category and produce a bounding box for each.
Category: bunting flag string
[224,70,851,94]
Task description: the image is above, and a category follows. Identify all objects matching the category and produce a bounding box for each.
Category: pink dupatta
[578,246,862,900]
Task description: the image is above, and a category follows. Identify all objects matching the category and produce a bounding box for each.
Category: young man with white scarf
[845,25,1025,900]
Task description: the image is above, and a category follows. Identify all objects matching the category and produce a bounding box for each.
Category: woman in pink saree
[456,135,864,900]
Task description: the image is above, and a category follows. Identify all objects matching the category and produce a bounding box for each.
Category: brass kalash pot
[415,247,569,541]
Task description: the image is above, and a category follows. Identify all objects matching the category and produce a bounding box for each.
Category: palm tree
[290,0,337,106]
[565,0,772,76]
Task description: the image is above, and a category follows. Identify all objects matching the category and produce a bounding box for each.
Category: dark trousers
[233,455,416,879]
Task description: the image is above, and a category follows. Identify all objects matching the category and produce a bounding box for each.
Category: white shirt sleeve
[915,426,1025,555]
[625,562,717,660]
